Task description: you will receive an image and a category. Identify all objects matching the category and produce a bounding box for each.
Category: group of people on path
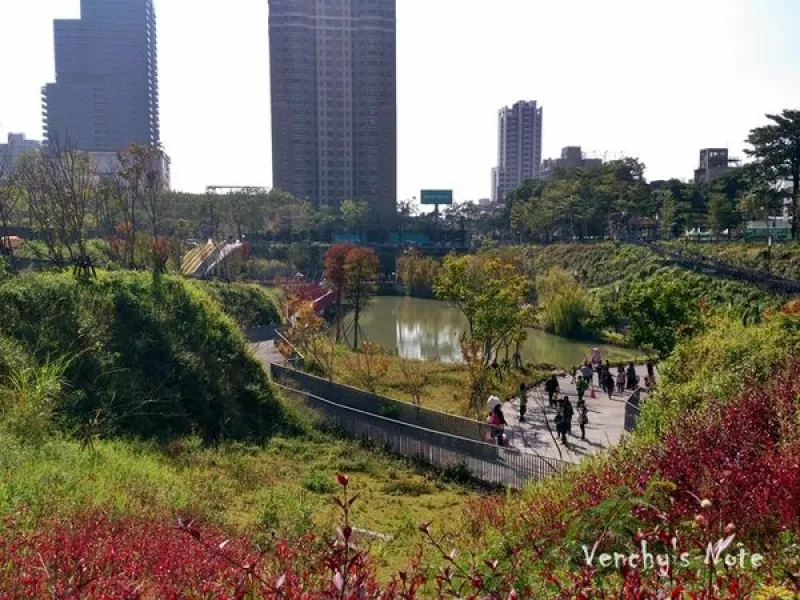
[485,352,656,447]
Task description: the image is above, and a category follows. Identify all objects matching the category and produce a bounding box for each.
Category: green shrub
[636,311,800,438]
[302,469,336,494]
[0,359,68,444]
[535,268,595,337]
[198,281,282,329]
[0,271,285,441]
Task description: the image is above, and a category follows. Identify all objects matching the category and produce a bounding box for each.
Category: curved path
[501,365,649,463]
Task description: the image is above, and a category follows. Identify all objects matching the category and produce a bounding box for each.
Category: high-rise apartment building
[269,0,397,225]
[42,0,160,152]
[491,101,542,203]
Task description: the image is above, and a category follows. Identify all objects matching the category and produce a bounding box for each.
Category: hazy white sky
[2,0,799,202]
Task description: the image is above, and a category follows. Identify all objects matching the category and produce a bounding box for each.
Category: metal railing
[274,379,568,488]
[271,364,496,443]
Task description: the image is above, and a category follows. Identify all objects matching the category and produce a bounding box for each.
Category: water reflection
[358,296,630,368]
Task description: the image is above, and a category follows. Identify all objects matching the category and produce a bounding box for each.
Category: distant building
[694,148,736,184]
[540,146,601,179]
[88,150,171,190]
[492,100,543,203]
[0,133,41,168]
[42,0,160,153]
[268,0,397,226]
[745,216,792,241]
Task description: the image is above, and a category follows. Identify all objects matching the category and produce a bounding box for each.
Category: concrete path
[250,340,287,367]
[502,365,650,464]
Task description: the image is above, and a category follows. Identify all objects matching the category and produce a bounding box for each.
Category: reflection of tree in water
[396,297,464,362]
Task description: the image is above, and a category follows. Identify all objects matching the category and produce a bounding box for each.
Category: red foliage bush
[2,361,798,598]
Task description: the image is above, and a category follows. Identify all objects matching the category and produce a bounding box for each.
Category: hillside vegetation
[0,271,284,441]
[199,280,282,329]
[665,240,800,280]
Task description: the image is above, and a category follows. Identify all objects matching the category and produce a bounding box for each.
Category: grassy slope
[664,240,800,280]
[515,242,786,323]
[197,281,282,329]
[0,423,470,576]
[0,271,284,441]
[330,346,555,416]
[0,273,476,577]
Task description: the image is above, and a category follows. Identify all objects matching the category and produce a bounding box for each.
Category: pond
[357,296,635,368]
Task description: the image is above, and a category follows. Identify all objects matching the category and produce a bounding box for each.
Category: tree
[15,142,96,270]
[340,199,369,240]
[653,189,677,239]
[344,246,379,350]
[618,274,702,359]
[707,192,732,238]
[398,355,426,406]
[277,301,336,379]
[396,199,419,246]
[396,247,439,297]
[312,205,338,242]
[434,253,531,364]
[535,268,594,337]
[345,341,389,394]
[324,244,355,342]
[745,110,800,239]
[0,153,20,271]
[118,144,168,273]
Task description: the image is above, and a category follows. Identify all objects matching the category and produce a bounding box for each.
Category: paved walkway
[502,365,650,464]
[250,340,287,366]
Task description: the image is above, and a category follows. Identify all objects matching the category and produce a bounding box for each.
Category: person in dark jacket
[602,369,615,399]
[545,375,560,408]
[626,362,638,390]
[554,396,572,444]
[577,398,588,440]
[646,359,655,382]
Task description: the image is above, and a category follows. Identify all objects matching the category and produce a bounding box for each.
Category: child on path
[616,365,626,394]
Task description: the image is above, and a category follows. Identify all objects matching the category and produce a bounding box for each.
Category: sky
[1,0,800,203]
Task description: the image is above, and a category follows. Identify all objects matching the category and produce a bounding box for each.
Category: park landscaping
[1,271,798,596]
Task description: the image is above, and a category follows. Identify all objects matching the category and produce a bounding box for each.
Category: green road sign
[420,190,453,205]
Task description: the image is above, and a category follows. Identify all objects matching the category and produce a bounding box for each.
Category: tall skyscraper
[42,0,160,152]
[269,0,397,225]
[491,101,543,203]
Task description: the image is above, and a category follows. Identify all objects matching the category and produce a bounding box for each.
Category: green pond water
[357,296,635,368]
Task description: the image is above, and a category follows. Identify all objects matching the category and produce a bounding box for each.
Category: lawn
[0,398,475,577]
[327,345,557,417]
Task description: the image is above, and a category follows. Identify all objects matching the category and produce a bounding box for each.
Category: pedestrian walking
[626,362,638,390]
[489,403,507,446]
[545,375,560,408]
[577,399,588,440]
[554,396,573,444]
[563,395,574,437]
[576,374,588,404]
[616,365,625,394]
[603,369,615,399]
[518,383,528,422]
[580,360,594,383]
[646,359,655,382]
